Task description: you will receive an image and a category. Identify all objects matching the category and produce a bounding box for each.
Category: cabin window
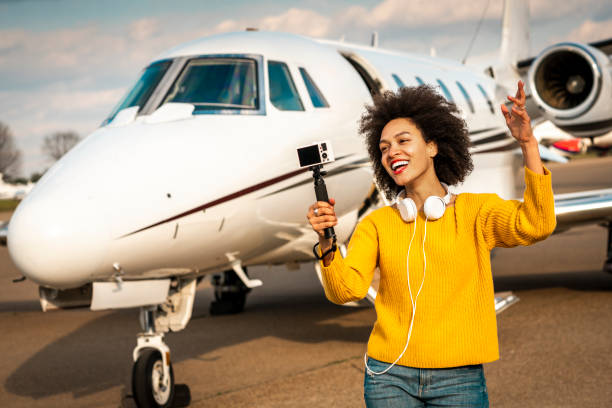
[299,67,329,108]
[415,76,425,85]
[477,83,495,114]
[103,60,171,125]
[163,57,259,112]
[436,79,454,103]
[268,61,304,111]
[392,74,405,89]
[456,81,475,113]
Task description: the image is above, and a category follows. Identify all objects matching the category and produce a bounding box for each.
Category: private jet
[7,1,612,406]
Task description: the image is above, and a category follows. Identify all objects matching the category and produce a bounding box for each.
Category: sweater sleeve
[319,215,379,304]
[479,166,557,250]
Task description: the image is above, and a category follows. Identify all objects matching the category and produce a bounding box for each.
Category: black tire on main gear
[210,290,248,314]
[210,270,251,315]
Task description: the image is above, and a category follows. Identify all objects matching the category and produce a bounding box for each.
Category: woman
[307,81,556,407]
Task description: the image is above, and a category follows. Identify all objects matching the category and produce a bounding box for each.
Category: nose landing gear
[130,277,197,407]
[132,307,177,408]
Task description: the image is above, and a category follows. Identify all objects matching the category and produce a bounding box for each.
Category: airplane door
[340,53,384,98]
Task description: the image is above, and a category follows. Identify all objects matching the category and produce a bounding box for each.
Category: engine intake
[528,43,612,137]
[534,50,595,110]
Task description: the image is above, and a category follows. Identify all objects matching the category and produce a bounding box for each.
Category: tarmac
[1,155,611,407]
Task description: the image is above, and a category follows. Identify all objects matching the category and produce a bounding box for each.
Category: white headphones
[394,182,451,222]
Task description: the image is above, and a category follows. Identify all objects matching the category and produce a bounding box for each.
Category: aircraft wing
[553,188,612,233]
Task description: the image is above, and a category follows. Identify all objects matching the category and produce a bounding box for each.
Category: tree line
[0,121,81,184]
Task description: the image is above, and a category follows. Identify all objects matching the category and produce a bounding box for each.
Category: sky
[1,0,611,176]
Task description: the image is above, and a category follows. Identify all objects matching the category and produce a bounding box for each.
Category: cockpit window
[164,58,259,111]
[268,61,304,111]
[102,60,171,126]
[299,67,329,108]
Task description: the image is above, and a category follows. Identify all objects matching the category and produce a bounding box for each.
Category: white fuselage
[8,31,515,289]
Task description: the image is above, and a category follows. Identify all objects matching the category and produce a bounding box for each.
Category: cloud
[0,85,125,174]
[214,19,240,33]
[0,25,108,71]
[128,18,161,41]
[0,28,25,51]
[258,8,333,37]
[0,18,186,90]
[0,25,125,85]
[207,0,505,40]
[0,85,123,129]
[530,0,605,18]
[367,0,502,27]
[566,18,612,42]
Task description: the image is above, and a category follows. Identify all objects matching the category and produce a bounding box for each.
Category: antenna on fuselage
[371,31,378,47]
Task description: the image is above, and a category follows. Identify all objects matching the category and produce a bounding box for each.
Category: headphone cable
[365,216,428,375]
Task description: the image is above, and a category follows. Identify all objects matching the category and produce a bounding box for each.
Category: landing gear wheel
[132,349,175,408]
[210,290,248,314]
[210,270,251,315]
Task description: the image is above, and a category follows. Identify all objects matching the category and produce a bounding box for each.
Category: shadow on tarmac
[5,291,372,400]
[0,300,41,312]
[494,269,612,292]
[7,269,612,400]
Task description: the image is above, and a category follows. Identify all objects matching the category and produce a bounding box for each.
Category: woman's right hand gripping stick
[307,198,338,265]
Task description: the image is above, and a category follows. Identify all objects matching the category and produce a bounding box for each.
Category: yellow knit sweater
[320,166,556,368]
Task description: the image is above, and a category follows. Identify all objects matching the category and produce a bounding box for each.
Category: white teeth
[391,160,409,170]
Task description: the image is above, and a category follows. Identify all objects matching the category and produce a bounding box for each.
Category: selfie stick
[311,165,336,240]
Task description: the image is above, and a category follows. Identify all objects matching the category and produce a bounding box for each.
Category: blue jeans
[364,357,489,407]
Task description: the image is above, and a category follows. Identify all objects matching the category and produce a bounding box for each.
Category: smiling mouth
[391,160,409,174]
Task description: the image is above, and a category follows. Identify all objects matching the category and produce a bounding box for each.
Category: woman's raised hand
[307,198,338,238]
[500,80,535,145]
[501,80,545,174]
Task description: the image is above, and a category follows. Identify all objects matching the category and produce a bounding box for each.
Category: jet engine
[528,42,612,138]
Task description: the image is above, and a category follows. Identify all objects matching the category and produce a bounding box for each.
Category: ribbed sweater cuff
[523,165,553,203]
[319,248,353,304]
[523,165,556,236]
[524,165,551,181]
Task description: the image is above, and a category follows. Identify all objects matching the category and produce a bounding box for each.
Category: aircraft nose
[8,195,111,289]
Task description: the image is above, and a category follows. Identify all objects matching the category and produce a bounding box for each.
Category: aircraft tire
[210,270,250,315]
[132,348,175,408]
[210,290,247,315]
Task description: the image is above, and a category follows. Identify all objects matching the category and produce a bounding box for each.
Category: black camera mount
[310,165,337,260]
